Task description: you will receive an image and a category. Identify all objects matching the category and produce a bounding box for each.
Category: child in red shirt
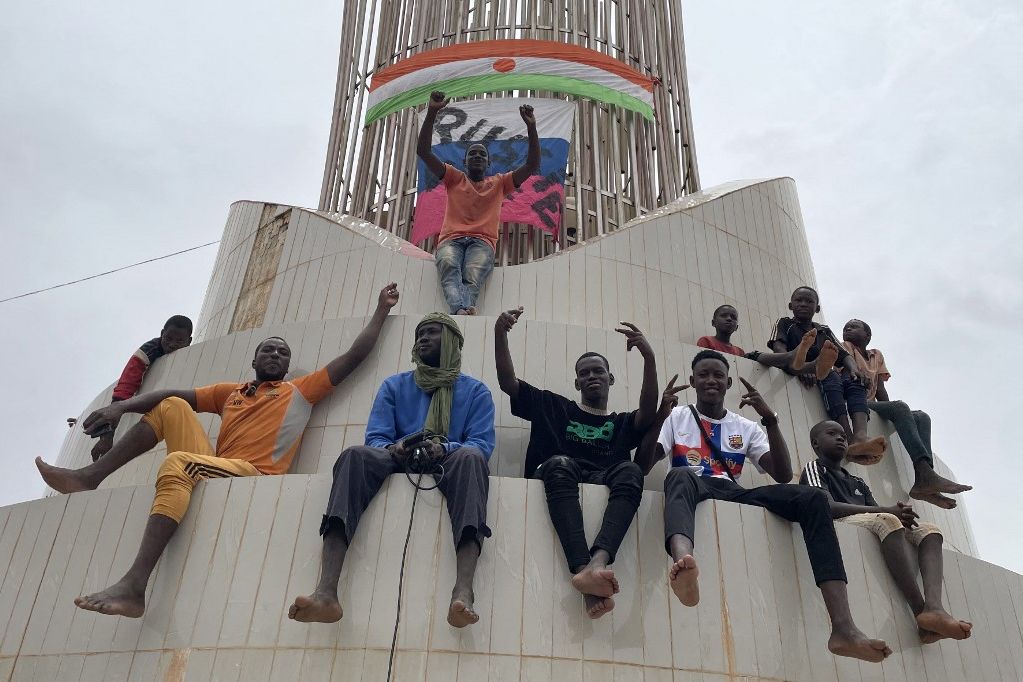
[696,304,745,356]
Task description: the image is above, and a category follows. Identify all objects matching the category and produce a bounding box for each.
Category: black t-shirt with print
[511,380,642,478]
[799,459,878,506]
[769,317,850,368]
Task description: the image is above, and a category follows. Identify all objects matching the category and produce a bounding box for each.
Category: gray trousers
[320,445,492,547]
[867,400,933,466]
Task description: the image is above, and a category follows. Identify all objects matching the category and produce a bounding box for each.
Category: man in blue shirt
[288,312,495,629]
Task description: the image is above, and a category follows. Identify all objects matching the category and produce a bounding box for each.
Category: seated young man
[289,312,495,629]
[801,420,973,642]
[417,90,540,315]
[841,319,971,508]
[494,306,657,619]
[696,304,745,356]
[749,286,885,463]
[35,283,400,618]
[90,315,194,460]
[636,349,891,663]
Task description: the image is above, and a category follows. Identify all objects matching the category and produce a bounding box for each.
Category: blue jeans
[818,370,867,420]
[434,236,496,313]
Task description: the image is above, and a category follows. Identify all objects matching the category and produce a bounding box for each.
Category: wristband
[760,412,779,427]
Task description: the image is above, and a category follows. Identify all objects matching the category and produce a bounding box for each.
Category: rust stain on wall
[228,205,290,333]
[162,649,189,681]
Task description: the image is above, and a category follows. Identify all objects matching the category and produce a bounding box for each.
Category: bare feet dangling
[36,457,97,494]
[815,340,840,380]
[583,593,615,619]
[828,625,891,662]
[74,580,145,618]
[790,328,817,374]
[847,437,887,465]
[448,597,478,629]
[669,555,700,606]
[571,566,619,598]
[910,462,972,497]
[917,610,972,640]
[288,592,343,623]
[909,491,958,509]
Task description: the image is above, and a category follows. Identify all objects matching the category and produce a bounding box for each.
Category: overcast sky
[2,1,1020,573]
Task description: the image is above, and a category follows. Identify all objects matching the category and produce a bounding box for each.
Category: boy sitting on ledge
[801,420,973,643]
[749,286,885,463]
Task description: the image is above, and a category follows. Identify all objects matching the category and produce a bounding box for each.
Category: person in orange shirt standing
[34,283,401,619]
[417,90,540,315]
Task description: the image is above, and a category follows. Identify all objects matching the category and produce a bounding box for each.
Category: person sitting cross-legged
[494,306,658,619]
[417,90,540,315]
[289,312,495,629]
[34,283,401,618]
[801,420,973,643]
[840,318,971,508]
[635,349,892,663]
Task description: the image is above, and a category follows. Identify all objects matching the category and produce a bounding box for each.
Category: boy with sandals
[636,350,892,663]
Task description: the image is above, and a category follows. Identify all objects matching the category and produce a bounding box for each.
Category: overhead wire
[0,240,220,304]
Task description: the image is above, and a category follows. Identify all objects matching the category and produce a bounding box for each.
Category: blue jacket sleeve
[446,381,496,459]
[365,379,398,448]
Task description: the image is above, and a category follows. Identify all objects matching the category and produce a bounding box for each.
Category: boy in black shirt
[751,286,885,463]
[495,306,658,619]
[801,420,973,643]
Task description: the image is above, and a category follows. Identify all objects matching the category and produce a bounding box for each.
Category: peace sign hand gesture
[658,374,688,419]
[738,377,774,419]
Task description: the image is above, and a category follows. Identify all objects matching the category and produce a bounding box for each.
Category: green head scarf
[412,312,464,436]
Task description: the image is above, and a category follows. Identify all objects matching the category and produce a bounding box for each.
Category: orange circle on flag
[493,58,516,72]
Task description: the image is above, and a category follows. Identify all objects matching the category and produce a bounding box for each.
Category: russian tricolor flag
[412,98,574,245]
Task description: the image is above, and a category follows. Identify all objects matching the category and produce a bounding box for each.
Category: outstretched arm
[616,322,658,430]
[325,283,399,386]
[494,306,524,396]
[738,377,793,482]
[81,389,198,437]
[511,105,540,188]
[417,91,449,180]
[634,376,685,474]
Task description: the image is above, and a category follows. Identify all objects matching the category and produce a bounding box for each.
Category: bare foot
[828,626,891,662]
[919,628,944,644]
[669,555,700,606]
[74,581,145,618]
[917,610,972,640]
[288,592,343,623]
[454,309,469,315]
[447,596,479,628]
[36,457,97,494]
[815,340,840,380]
[583,593,615,619]
[790,328,817,373]
[846,437,887,465]
[466,306,478,315]
[571,566,618,598]
[909,491,957,509]
[910,464,972,496]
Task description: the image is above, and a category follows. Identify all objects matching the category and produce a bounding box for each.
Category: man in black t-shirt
[800,420,973,644]
[495,306,658,619]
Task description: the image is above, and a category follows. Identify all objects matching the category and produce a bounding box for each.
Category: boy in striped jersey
[801,420,973,643]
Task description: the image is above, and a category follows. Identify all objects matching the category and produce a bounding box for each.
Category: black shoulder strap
[687,404,738,484]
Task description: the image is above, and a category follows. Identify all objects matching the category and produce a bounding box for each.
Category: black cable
[385,439,449,682]
[385,472,422,682]
[0,240,220,304]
